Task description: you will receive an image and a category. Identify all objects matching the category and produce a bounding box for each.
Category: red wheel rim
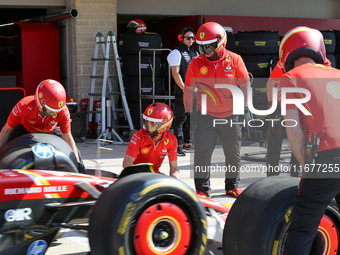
[133,202,191,254]
[318,214,339,254]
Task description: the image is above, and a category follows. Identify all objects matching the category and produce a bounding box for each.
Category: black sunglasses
[184,36,195,40]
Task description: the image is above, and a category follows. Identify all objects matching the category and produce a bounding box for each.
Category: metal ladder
[87,31,134,144]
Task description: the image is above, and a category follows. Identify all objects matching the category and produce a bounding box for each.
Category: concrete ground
[45,137,293,255]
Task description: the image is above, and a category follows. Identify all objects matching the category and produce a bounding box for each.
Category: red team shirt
[271,58,332,81]
[185,48,250,118]
[125,129,178,173]
[278,63,340,152]
[7,96,71,133]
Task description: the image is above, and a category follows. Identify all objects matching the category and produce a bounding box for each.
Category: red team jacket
[125,129,178,173]
[7,96,71,133]
[185,48,250,118]
[278,63,340,152]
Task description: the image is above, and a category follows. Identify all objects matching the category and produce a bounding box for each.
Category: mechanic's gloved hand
[238,106,249,123]
[78,162,86,174]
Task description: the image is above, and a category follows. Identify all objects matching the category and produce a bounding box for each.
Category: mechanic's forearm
[183,86,194,113]
[286,126,306,167]
[172,72,185,91]
[169,165,180,180]
[64,137,80,162]
[0,124,13,150]
[239,81,251,107]
[266,78,277,103]
[122,157,134,168]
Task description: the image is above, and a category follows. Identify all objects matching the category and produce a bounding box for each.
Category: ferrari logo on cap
[58,101,64,108]
[164,138,169,145]
[168,114,171,120]
[147,109,153,115]
[39,92,43,98]
[200,32,205,39]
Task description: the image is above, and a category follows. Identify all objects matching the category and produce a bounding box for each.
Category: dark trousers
[266,116,300,177]
[194,112,242,196]
[173,96,190,147]
[284,149,340,255]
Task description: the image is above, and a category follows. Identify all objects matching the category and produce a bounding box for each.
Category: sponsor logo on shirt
[226,56,231,62]
[28,120,36,125]
[141,148,150,154]
[326,81,340,99]
[200,66,208,75]
[164,138,169,145]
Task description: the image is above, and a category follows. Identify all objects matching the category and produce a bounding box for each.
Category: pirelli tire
[89,173,207,255]
[321,30,336,54]
[236,30,280,55]
[118,33,162,56]
[223,176,340,255]
[241,54,278,77]
[120,54,162,77]
[326,53,336,68]
[0,133,78,168]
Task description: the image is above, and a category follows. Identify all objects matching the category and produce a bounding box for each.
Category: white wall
[117,0,340,19]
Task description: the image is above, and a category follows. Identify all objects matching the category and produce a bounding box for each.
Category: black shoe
[177,147,186,156]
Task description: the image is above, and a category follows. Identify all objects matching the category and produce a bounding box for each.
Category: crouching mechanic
[122,103,180,179]
[0,79,85,173]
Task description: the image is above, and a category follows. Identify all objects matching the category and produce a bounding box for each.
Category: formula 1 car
[0,133,339,255]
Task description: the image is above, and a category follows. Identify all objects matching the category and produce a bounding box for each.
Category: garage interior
[1,2,340,138]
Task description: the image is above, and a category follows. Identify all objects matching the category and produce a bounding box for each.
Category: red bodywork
[0,169,115,201]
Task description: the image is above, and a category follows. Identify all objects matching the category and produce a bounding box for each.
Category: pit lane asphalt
[45,138,292,255]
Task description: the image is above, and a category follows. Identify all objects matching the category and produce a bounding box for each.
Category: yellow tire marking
[140,183,198,202]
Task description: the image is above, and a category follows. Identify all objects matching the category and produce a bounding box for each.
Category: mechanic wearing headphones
[122,103,180,180]
[277,26,340,254]
[167,27,198,156]
[183,22,251,198]
[0,79,85,173]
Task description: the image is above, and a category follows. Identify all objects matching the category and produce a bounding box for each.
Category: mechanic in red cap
[122,102,179,179]
[266,33,332,177]
[0,79,85,173]
[183,22,250,198]
[277,26,340,254]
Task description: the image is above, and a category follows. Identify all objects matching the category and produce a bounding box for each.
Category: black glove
[78,162,86,174]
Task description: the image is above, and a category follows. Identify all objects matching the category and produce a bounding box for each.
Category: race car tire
[0,147,79,172]
[235,30,280,55]
[88,173,207,255]
[223,176,340,255]
[118,33,162,56]
[320,30,336,54]
[0,148,34,169]
[0,133,78,168]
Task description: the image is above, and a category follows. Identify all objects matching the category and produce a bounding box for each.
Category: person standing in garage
[277,26,340,255]
[167,27,198,156]
[0,79,85,173]
[183,22,251,198]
